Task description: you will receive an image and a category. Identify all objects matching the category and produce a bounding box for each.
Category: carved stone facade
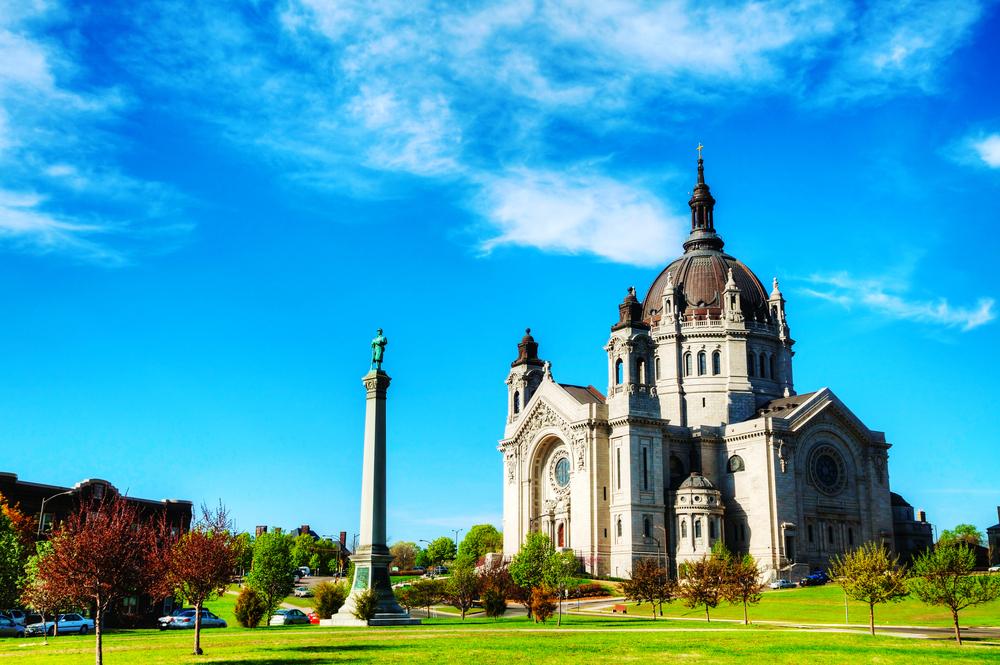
[499,158,895,581]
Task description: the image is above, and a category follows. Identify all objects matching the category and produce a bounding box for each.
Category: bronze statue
[371,328,388,370]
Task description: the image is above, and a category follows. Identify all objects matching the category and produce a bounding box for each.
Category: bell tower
[506,329,545,423]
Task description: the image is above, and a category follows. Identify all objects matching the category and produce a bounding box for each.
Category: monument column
[325,330,419,626]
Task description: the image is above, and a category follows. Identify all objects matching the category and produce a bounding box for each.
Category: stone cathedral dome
[642,157,772,324]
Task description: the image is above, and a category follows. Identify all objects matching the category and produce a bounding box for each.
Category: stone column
[324,369,419,626]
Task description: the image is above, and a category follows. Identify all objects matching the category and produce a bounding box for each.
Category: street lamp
[37,490,75,538]
[452,529,463,559]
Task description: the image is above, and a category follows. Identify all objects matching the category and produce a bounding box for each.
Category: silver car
[269,609,311,626]
[25,613,93,637]
[158,609,227,630]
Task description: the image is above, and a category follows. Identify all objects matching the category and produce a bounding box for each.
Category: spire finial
[696,143,705,185]
[697,142,704,159]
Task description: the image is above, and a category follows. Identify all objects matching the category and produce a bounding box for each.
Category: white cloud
[801,272,995,331]
[0,2,187,264]
[971,133,1000,168]
[480,169,684,266]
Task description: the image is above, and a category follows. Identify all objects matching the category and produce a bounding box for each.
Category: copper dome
[642,250,771,323]
[641,154,771,324]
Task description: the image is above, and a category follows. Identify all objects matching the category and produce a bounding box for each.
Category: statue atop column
[371,328,388,370]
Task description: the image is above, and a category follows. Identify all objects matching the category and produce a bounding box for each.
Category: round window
[555,457,570,487]
[809,445,847,495]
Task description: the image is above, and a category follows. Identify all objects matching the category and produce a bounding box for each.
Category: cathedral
[498,155,894,581]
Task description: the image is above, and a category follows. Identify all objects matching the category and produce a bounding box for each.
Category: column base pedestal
[322,549,421,627]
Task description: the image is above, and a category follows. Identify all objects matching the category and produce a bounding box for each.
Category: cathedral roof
[890,492,911,508]
[559,384,606,405]
[641,155,772,324]
[679,472,717,490]
[756,392,816,417]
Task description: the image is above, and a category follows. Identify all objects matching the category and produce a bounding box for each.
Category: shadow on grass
[267,644,391,653]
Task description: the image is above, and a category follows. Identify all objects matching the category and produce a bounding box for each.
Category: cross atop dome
[684,149,722,253]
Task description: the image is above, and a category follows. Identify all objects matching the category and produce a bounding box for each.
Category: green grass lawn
[609,584,1000,627]
[0,615,995,664]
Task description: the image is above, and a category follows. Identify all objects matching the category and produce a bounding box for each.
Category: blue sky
[1,0,998,544]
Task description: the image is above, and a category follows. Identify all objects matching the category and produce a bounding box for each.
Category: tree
[445,562,480,619]
[233,587,268,628]
[678,554,727,621]
[529,587,556,623]
[409,578,446,618]
[390,541,418,571]
[0,504,24,610]
[622,559,676,620]
[246,531,296,622]
[909,541,1000,644]
[426,536,457,567]
[290,533,316,568]
[313,581,349,618]
[414,547,431,570]
[20,541,71,646]
[168,503,240,656]
[233,532,254,576]
[352,587,379,622]
[478,556,512,619]
[544,549,578,626]
[36,495,173,665]
[509,532,553,591]
[721,554,766,625]
[939,524,985,548]
[830,542,909,635]
[458,525,503,563]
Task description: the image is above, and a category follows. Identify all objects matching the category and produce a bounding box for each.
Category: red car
[307,611,320,625]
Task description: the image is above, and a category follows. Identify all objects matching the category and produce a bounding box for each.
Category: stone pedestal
[322,370,419,627]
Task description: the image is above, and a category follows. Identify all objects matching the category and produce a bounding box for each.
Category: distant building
[987,507,999,566]
[289,523,320,539]
[890,492,933,564]
[255,525,268,537]
[0,471,192,626]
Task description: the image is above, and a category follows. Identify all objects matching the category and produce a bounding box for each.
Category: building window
[681,519,687,539]
[808,524,814,543]
[513,391,520,414]
[615,359,623,384]
[643,517,651,539]
[694,518,702,540]
[828,526,834,544]
[759,352,767,378]
[603,528,607,539]
[655,356,661,380]
[636,359,646,384]
[616,517,622,539]
[669,455,684,489]
[92,483,105,500]
[747,350,755,377]
[616,448,621,489]
[642,448,649,490]
[697,351,706,375]
[684,352,692,376]
[785,534,796,561]
[769,354,776,380]
[727,455,745,473]
[603,486,607,501]
[710,519,717,539]
[712,351,721,375]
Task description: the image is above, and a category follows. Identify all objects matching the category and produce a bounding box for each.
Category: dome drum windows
[697,351,707,376]
[712,350,721,375]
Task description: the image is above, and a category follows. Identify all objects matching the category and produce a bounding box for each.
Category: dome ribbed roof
[679,472,717,490]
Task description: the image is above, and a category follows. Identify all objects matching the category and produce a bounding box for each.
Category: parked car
[798,571,829,587]
[989,565,1000,573]
[0,617,24,638]
[297,566,311,578]
[269,609,311,626]
[158,609,227,630]
[293,586,313,598]
[768,579,796,590]
[1,610,26,626]
[307,611,320,625]
[25,613,94,637]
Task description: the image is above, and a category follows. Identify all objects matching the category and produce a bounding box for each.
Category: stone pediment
[783,388,886,448]
[507,398,573,450]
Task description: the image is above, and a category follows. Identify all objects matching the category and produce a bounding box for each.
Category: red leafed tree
[37,495,173,665]
[168,503,240,656]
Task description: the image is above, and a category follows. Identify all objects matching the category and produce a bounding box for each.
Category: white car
[25,613,94,637]
[769,579,796,590]
[989,565,1000,573]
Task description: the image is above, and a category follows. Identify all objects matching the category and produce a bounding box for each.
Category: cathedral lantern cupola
[683,147,724,253]
[606,288,657,419]
[507,328,545,422]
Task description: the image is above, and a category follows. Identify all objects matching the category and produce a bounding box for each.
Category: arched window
[655,356,661,380]
[712,350,721,375]
[759,352,767,378]
[684,353,692,376]
[769,354,776,380]
[710,519,717,539]
[727,455,745,473]
[848,527,854,546]
[616,517,622,539]
[557,523,565,548]
[636,358,646,384]
[694,518,702,539]
[680,520,687,538]
[697,351,706,375]
[513,391,520,414]
[828,526,834,544]
[615,359,623,385]
[747,350,755,377]
[643,517,651,539]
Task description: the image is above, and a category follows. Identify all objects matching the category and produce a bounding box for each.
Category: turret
[606,288,657,420]
[722,268,743,323]
[507,328,545,422]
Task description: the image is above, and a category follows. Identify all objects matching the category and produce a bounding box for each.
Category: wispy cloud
[971,133,1000,168]
[479,169,684,266]
[800,271,995,331]
[0,2,188,265]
